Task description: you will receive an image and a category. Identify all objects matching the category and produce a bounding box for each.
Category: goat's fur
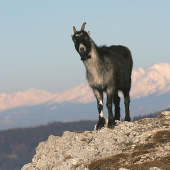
[72,22,133,129]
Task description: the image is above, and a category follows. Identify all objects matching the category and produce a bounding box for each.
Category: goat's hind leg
[113,93,120,120]
[123,90,131,121]
[106,88,116,128]
[93,88,105,130]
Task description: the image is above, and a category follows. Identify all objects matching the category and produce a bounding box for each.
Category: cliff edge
[22,111,170,170]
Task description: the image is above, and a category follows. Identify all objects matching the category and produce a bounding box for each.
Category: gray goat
[71,22,133,129]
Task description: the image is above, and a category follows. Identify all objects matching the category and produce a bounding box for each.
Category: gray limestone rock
[22,111,170,170]
[149,167,162,170]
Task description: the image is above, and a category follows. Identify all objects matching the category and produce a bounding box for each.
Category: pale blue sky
[0,0,170,94]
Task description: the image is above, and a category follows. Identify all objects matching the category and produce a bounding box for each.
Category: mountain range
[0,63,170,130]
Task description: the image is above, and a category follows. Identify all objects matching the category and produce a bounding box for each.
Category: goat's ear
[88,31,90,37]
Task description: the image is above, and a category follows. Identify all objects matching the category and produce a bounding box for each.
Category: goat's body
[84,39,133,94]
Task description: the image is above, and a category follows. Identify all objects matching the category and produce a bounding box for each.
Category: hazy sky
[0,0,170,94]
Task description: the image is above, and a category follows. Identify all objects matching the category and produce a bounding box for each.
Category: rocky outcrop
[22,111,170,170]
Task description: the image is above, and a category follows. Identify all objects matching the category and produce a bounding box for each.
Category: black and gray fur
[71,22,133,130]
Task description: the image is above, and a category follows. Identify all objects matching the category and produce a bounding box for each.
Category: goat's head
[71,22,91,61]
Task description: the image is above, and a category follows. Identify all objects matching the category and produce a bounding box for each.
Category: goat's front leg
[93,88,105,130]
[106,88,116,128]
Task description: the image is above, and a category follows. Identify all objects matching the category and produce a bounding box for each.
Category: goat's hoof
[96,118,105,130]
[107,119,116,129]
[124,116,131,122]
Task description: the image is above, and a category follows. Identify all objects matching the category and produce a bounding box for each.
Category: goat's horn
[81,22,86,31]
[73,26,77,33]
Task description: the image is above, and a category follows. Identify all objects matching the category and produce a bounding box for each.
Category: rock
[149,167,162,170]
[22,111,170,170]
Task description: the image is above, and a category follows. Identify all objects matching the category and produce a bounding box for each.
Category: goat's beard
[80,54,91,61]
[79,51,91,61]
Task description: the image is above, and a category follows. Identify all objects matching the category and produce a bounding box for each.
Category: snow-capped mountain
[131,63,170,99]
[0,63,170,130]
[1,63,170,110]
[0,88,55,112]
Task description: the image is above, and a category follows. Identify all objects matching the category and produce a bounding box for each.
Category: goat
[71,22,133,129]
